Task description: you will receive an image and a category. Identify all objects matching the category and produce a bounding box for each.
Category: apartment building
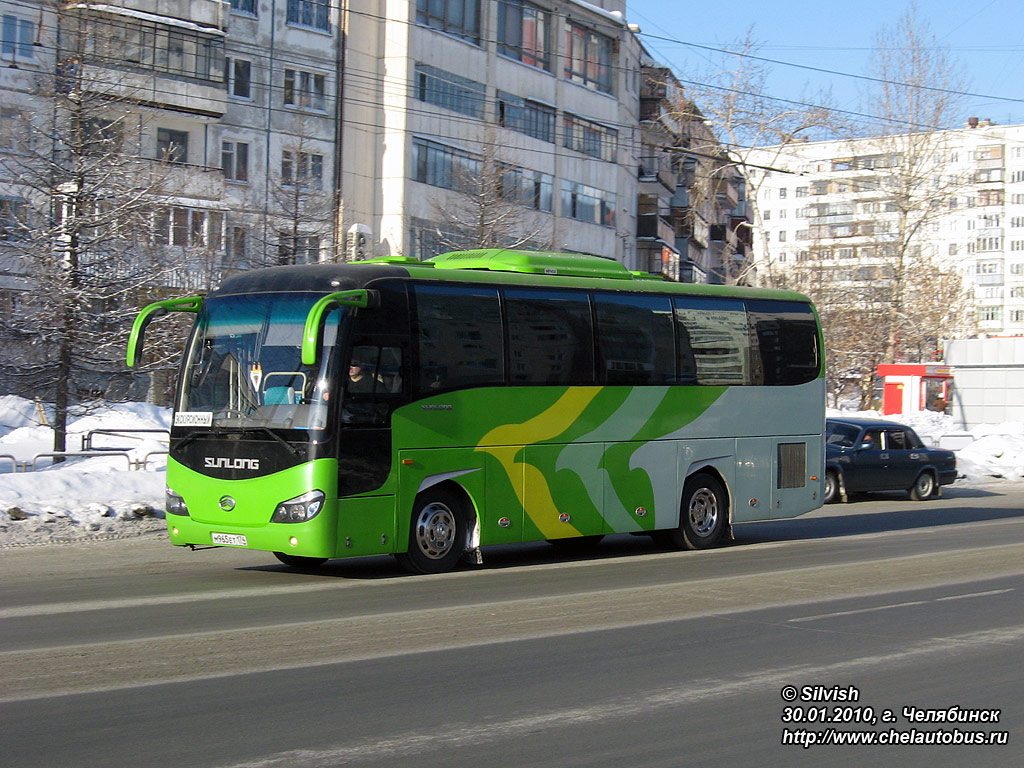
[2,0,746,292]
[340,0,642,265]
[636,55,749,284]
[748,120,1024,337]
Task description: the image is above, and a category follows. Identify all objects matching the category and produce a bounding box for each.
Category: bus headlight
[166,488,189,517]
[271,490,325,523]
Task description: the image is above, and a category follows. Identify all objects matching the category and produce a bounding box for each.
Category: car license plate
[212,532,248,547]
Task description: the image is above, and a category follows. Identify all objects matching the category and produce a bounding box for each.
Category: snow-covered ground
[1,396,1022,548]
[0,396,169,547]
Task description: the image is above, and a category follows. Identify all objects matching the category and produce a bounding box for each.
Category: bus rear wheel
[273,552,328,569]
[395,487,467,575]
[662,473,728,551]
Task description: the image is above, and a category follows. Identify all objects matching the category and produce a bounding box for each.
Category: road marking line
[790,588,1014,623]
[789,600,928,622]
[210,623,1024,768]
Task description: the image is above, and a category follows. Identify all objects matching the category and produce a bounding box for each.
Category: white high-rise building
[748,120,1024,337]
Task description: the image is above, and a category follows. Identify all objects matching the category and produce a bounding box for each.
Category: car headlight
[166,488,189,516]
[271,490,325,523]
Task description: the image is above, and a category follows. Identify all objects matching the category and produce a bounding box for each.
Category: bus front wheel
[395,487,467,575]
[663,473,728,550]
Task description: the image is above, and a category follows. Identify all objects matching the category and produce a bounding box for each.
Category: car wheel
[909,471,936,501]
[661,473,728,550]
[394,487,467,574]
[273,552,327,569]
[823,470,840,504]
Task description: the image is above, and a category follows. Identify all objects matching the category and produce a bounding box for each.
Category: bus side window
[411,284,504,393]
[343,344,404,424]
[674,297,750,385]
[504,288,594,385]
[746,300,820,386]
[594,293,675,385]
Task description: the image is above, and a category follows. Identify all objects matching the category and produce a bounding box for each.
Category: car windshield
[826,422,861,448]
[177,293,345,431]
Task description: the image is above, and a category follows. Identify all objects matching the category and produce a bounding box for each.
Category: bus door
[337,341,407,498]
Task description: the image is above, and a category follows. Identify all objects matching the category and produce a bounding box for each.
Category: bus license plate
[212,533,248,547]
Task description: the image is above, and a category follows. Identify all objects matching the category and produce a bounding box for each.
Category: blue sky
[625,0,1024,128]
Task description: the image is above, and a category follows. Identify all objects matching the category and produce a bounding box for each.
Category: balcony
[639,156,676,193]
[638,213,675,243]
[62,1,228,117]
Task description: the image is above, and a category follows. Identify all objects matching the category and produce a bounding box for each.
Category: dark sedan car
[824,417,957,503]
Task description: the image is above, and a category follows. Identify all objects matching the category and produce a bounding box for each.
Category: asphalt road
[1,484,1023,767]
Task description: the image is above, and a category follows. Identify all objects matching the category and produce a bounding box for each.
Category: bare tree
[666,30,839,286]
[859,3,973,364]
[428,128,552,253]
[262,122,337,266]
[0,6,181,451]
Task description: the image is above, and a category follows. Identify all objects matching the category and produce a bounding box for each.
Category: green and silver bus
[128,249,825,573]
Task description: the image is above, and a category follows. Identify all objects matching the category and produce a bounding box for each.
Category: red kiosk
[877,364,953,416]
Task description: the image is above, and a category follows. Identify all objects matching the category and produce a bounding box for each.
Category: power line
[638,32,1024,106]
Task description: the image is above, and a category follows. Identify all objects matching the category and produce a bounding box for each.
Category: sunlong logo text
[205,457,260,470]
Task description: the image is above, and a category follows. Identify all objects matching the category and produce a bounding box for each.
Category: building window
[0,107,26,153]
[278,233,320,264]
[415,0,481,44]
[281,150,324,188]
[415,65,485,118]
[563,114,617,161]
[283,69,326,110]
[502,166,553,212]
[226,225,247,263]
[412,137,479,191]
[152,207,223,249]
[978,189,1004,207]
[222,141,249,183]
[157,128,188,164]
[496,91,555,143]
[1,197,27,241]
[229,0,257,15]
[561,181,615,227]
[978,306,1002,323]
[2,15,34,61]
[497,0,551,71]
[226,58,252,98]
[564,22,613,93]
[286,0,329,31]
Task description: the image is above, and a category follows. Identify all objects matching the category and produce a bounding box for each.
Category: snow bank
[0,396,169,546]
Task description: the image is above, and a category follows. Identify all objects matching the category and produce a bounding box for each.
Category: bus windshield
[177,293,344,432]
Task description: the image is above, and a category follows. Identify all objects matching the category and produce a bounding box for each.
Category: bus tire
[664,473,728,550]
[395,487,467,575]
[273,552,327,569]
[909,471,936,501]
